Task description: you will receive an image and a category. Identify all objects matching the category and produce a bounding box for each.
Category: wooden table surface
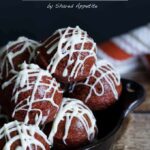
[113,66,150,150]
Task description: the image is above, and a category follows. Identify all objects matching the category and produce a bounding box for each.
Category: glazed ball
[0,120,50,150]
[47,98,97,150]
[37,26,97,83]
[0,37,40,83]
[68,60,122,110]
[2,62,63,126]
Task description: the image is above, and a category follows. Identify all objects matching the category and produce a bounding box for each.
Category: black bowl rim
[80,78,145,150]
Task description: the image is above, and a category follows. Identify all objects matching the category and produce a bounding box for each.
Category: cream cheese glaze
[0,120,50,150]
[2,62,62,126]
[0,37,40,80]
[40,26,97,82]
[48,97,97,145]
[69,60,121,103]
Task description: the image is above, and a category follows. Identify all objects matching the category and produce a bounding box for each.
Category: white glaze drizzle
[0,37,40,80]
[0,120,50,150]
[48,97,97,145]
[2,62,62,126]
[43,26,97,81]
[70,60,121,102]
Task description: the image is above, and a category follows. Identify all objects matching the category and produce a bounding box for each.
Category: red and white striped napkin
[97,23,150,74]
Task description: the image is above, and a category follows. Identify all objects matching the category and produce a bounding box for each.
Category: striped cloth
[97,23,150,74]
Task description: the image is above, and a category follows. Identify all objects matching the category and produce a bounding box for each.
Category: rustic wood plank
[113,113,150,150]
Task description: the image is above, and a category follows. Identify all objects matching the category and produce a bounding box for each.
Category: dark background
[0,0,150,46]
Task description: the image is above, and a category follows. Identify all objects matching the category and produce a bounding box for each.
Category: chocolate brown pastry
[68,60,122,110]
[0,37,40,83]
[2,63,63,126]
[37,26,97,83]
[0,121,50,150]
[46,98,97,150]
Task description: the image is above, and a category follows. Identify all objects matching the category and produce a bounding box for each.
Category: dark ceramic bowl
[79,78,145,150]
